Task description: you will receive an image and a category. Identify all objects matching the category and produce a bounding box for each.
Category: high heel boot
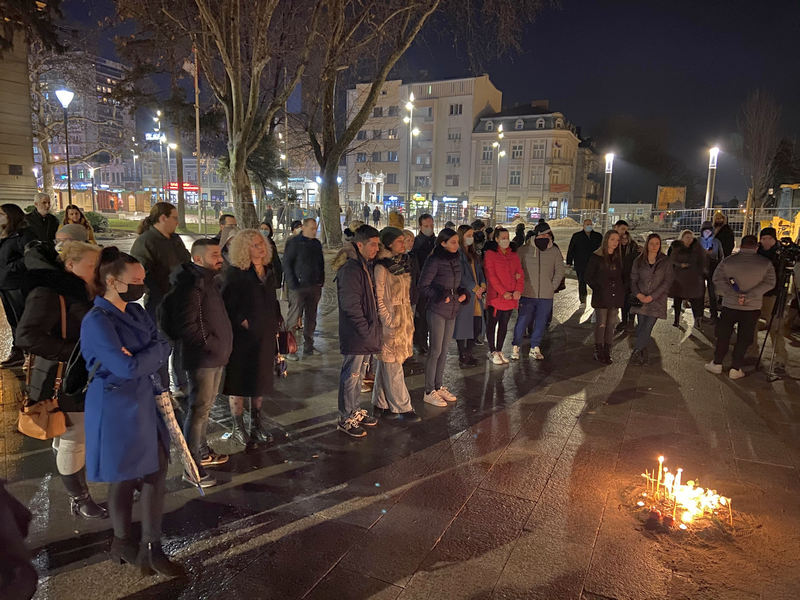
[137,541,186,578]
[62,468,108,519]
[250,405,274,445]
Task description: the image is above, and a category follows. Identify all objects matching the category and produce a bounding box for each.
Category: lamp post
[703,146,720,222]
[158,134,166,201]
[403,92,420,218]
[491,144,506,227]
[87,166,97,212]
[601,153,615,231]
[55,89,75,205]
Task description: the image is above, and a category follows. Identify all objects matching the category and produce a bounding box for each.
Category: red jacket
[484,245,524,312]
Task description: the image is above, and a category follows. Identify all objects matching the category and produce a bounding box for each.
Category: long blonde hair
[228,229,272,270]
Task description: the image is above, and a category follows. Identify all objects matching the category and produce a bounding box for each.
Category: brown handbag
[17,295,68,440]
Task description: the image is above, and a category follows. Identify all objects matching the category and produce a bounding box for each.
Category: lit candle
[656,456,664,497]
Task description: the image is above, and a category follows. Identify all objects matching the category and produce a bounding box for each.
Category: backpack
[157,287,183,340]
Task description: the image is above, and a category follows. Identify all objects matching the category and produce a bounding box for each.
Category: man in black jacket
[210,213,236,245]
[334,225,381,438]
[24,193,59,243]
[162,239,233,487]
[412,213,436,353]
[566,218,603,303]
[283,217,325,359]
[750,227,788,369]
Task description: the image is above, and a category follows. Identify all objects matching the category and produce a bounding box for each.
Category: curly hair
[228,228,272,270]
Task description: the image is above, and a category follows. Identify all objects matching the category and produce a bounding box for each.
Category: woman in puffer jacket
[483,227,524,365]
[371,227,420,423]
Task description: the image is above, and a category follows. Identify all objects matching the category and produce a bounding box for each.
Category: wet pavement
[2,239,800,599]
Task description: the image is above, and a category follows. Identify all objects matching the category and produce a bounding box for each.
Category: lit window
[387,151,398,162]
[515,119,524,130]
[356,153,367,162]
[486,121,494,132]
[387,129,397,139]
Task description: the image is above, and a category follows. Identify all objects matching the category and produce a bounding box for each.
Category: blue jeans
[338,354,370,419]
[426,311,456,393]
[635,314,658,351]
[512,297,553,347]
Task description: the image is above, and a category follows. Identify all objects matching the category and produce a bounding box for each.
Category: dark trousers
[0,288,25,345]
[486,308,512,352]
[575,268,588,301]
[183,366,224,464]
[673,297,704,323]
[706,277,719,317]
[634,314,659,351]
[413,297,430,351]
[713,307,759,370]
[286,285,322,351]
[108,444,167,543]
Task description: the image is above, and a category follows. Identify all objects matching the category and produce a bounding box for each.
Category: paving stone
[305,565,403,600]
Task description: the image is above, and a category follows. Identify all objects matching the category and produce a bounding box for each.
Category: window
[486,121,494,132]
[388,105,398,116]
[449,103,463,116]
[356,130,367,140]
[446,174,459,187]
[447,128,461,141]
[482,145,493,162]
[414,175,430,188]
[373,106,383,117]
[372,129,382,139]
[530,166,544,186]
[550,168,561,184]
[387,128,398,139]
[536,118,545,129]
[511,144,524,159]
[416,154,431,166]
[372,151,382,162]
[515,119,524,130]
[421,106,433,118]
[480,166,493,186]
[356,153,367,162]
[446,153,461,166]
[387,151,398,162]
[552,145,562,159]
[533,140,545,159]
[509,170,521,186]
[555,118,564,129]
[386,173,397,184]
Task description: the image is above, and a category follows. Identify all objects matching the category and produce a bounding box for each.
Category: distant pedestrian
[629,233,673,365]
[264,205,273,227]
[566,219,602,304]
[372,206,382,227]
[24,192,59,243]
[617,230,640,331]
[699,220,724,321]
[283,218,324,359]
[345,205,353,225]
[258,220,283,288]
[706,235,775,380]
[453,225,486,368]
[585,230,624,364]
[750,227,787,370]
[210,213,237,246]
[668,229,706,328]
[418,228,467,406]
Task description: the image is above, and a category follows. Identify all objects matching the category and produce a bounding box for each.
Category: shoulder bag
[17,296,67,440]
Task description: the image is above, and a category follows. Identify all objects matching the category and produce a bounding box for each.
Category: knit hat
[379,226,404,248]
[700,220,713,232]
[760,226,777,240]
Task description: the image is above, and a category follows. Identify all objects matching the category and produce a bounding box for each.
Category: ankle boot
[603,344,613,364]
[593,344,604,363]
[250,405,273,445]
[673,310,680,327]
[109,536,139,565]
[230,414,250,446]
[62,468,108,519]
[137,541,186,578]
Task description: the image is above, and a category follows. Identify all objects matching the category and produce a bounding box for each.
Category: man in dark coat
[712,211,735,257]
[23,193,59,243]
[412,213,436,353]
[283,217,325,359]
[210,213,237,245]
[334,225,382,438]
[566,218,603,303]
[161,239,233,488]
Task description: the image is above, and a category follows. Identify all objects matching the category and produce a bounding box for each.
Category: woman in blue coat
[453,225,486,367]
[81,247,183,577]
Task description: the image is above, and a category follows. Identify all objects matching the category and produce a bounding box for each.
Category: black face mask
[118,283,146,303]
[534,238,549,251]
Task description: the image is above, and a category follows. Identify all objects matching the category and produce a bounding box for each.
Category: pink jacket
[484,245,524,312]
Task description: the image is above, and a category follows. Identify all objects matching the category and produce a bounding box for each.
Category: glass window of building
[511,144,524,159]
[509,170,521,186]
[446,174,459,186]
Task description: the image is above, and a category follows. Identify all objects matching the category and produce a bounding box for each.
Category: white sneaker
[704,362,723,374]
[729,368,745,380]
[531,346,544,360]
[423,390,448,407]
[510,346,520,360]
[437,386,457,402]
[491,352,505,365]
[499,351,510,364]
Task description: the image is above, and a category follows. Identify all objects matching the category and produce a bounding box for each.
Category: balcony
[545,157,573,166]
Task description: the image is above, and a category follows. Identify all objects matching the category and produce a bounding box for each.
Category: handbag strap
[52,295,67,396]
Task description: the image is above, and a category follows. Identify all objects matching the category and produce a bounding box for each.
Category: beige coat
[374,250,414,363]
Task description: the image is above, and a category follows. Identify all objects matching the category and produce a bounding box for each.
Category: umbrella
[155,391,205,496]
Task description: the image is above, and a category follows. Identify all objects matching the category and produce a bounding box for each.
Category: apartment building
[345,75,502,219]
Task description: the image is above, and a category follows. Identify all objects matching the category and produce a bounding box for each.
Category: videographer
[748,227,788,370]
[706,235,775,380]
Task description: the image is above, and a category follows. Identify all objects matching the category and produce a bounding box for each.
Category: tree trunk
[229,156,258,228]
[37,138,55,200]
[319,163,342,247]
[176,143,187,230]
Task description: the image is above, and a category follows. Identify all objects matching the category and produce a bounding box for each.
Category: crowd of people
[0,194,787,580]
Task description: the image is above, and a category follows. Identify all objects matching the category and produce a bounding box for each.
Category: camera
[777,237,800,268]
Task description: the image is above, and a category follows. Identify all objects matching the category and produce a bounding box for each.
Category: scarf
[378,253,410,276]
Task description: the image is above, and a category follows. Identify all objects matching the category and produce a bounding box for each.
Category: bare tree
[739,90,781,209]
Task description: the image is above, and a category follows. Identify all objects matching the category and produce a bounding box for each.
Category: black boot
[230,414,250,446]
[250,405,274,446]
[603,344,613,364]
[593,344,604,363]
[62,468,107,519]
[137,541,186,578]
[109,536,139,565]
[464,341,478,366]
[673,309,681,328]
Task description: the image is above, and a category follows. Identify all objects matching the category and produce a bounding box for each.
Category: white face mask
[464,237,474,246]
[498,239,510,249]
[421,226,434,236]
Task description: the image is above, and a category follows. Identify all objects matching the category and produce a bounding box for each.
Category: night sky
[64,0,800,205]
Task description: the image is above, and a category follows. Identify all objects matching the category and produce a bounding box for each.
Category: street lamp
[703,146,720,222]
[55,89,75,205]
[132,153,139,182]
[168,142,177,189]
[403,92,419,217]
[491,142,506,226]
[158,133,166,201]
[87,166,98,212]
[601,153,615,231]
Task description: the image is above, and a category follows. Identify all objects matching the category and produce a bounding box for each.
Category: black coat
[758,244,781,296]
[221,265,280,396]
[412,233,436,275]
[266,236,283,289]
[16,260,91,410]
[668,239,706,299]
[335,244,381,355]
[714,224,735,257]
[164,263,233,370]
[283,233,324,289]
[23,211,59,243]
[585,251,625,309]
[566,229,603,273]
[418,249,467,319]
[0,229,36,290]
[407,250,421,305]
[129,226,191,314]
